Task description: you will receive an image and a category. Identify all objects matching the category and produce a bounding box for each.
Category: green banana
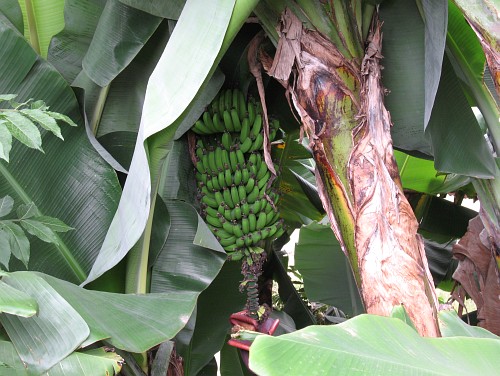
[256,212,267,230]
[208,151,217,173]
[215,147,223,170]
[222,219,235,235]
[213,228,233,239]
[223,110,235,132]
[242,216,250,234]
[248,213,257,232]
[240,117,250,142]
[225,168,233,187]
[202,194,218,208]
[218,236,236,247]
[246,186,259,204]
[247,102,256,125]
[235,148,245,167]
[231,108,242,131]
[239,137,253,153]
[257,171,270,190]
[256,160,268,181]
[229,150,238,171]
[229,251,244,261]
[233,205,242,220]
[249,132,264,152]
[213,113,224,134]
[192,119,211,135]
[205,213,222,228]
[238,90,247,119]
[241,200,250,217]
[241,167,250,184]
[236,236,245,248]
[250,114,262,138]
[251,230,262,244]
[215,191,224,207]
[230,185,240,206]
[232,222,244,238]
[224,89,232,111]
[205,111,222,132]
[232,89,239,110]
[221,149,230,168]
[223,187,235,208]
[217,171,226,189]
[238,185,247,203]
[221,132,232,151]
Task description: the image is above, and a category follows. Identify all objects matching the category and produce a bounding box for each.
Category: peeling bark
[265,9,440,336]
[352,22,439,337]
[452,215,500,335]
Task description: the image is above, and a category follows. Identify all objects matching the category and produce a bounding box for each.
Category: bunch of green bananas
[192,88,284,261]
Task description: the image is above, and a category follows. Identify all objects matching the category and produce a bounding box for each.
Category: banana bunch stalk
[191,88,285,319]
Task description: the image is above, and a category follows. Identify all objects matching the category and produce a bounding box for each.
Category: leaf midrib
[0,162,86,282]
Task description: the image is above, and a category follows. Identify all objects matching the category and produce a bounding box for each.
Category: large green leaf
[438,309,500,339]
[294,222,363,317]
[39,273,197,353]
[0,272,89,375]
[84,0,259,285]
[0,280,37,317]
[0,341,123,376]
[249,314,500,375]
[175,262,246,376]
[16,0,65,57]
[380,0,495,178]
[118,0,186,19]
[0,0,23,34]
[0,14,121,283]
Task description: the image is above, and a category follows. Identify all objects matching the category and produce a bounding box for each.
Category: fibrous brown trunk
[264,9,440,336]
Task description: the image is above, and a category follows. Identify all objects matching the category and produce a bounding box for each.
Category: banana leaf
[249,314,500,375]
[0,12,121,284]
[16,0,65,57]
[380,0,495,178]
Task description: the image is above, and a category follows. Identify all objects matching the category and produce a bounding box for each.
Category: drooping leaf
[439,309,500,339]
[390,305,417,332]
[0,14,122,284]
[16,0,65,57]
[38,273,197,353]
[249,314,500,375]
[0,272,89,375]
[0,341,123,376]
[118,0,186,19]
[294,222,364,317]
[0,0,23,34]
[81,0,162,87]
[150,341,174,376]
[84,0,258,285]
[0,196,13,218]
[0,280,37,317]
[0,228,11,267]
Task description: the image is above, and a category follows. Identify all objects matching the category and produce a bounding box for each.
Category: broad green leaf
[447,1,500,149]
[426,54,496,178]
[1,222,29,267]
[0,16,122,283]
[20,219,59,244]
[295,222,364,317]
[84,0,258,284]
[379,0,430,155]
[249,314,500,376]
[0,0,23,34]
[118,0,186,19]
[82,0,162,87]
[438,309,500,339]
[175,262,246,376]
[0,195,13,217]
[17,0,65,57]
[33,216,73,233]
[0,122,12,162]
[1,111,42,151]
[0,272,89,375]
[20,109,62,139]
[0,280,37,317]
[422,0,447,129]
[45,348,123,376]
[39,273,196,353]
[48,0,106,83]
[0,341,123,376]
[16,202,37,219]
